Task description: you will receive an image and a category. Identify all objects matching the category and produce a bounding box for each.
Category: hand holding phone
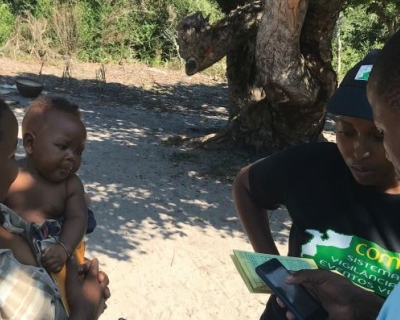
[255,258,328,320]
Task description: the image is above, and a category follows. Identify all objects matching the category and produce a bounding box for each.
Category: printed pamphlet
[231,250,318,293]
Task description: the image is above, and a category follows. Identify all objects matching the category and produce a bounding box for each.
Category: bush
[75,0,222,63]
[0,0,221,65]
[3,0,35,14]
[0,2,15,46]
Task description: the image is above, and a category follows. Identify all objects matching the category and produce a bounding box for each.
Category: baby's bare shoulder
[65,174,85,195]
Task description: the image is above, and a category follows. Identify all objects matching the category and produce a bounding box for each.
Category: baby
[4,96,88,273]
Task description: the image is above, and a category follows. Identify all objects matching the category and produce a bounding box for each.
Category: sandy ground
[0,58,335,320]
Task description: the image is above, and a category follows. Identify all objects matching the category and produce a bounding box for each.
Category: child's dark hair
[0,98,9,141]
[26,95,81,118]
[22,96,82,135]
[369,30,400,112]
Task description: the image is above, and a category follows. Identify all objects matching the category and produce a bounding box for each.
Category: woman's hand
[66,256,110,319]
[78,260,111,303]
[280,269,384,320]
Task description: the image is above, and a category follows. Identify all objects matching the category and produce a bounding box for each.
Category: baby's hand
[41,243,68,273]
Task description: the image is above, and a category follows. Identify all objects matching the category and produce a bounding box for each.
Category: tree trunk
[178,0,346,151]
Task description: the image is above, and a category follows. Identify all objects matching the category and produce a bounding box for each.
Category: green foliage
[0,2,15,46]
[74,0,223,63]
[71,0,222,63]
[332,0,400,80]
[3,0,35,14]
[33,0,55,18]
[0,0,221,64]
[75,0,106,60]
[348,0,400,33]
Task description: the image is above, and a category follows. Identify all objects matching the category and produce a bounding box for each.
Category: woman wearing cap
[232,50,400,320]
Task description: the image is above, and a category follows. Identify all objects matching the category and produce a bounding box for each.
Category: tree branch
[369,3,396,36]
[177,1,263,75]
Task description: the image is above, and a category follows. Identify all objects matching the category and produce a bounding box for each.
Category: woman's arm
[232,165,280,254]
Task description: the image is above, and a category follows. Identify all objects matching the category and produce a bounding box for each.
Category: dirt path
[1,57,327,319]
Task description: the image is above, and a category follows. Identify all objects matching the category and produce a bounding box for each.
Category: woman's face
[336,116,397,191]
[0,107,18,202]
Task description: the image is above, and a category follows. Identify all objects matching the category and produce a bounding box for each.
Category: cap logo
[355,64,373,81]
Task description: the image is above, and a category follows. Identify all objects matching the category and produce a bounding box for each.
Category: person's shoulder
[249,142,342,179]
[251,142,339,168]
[281,141,340,162]
[65,174,85,193]
[284,142,344,176]
[66,174,84,183]
[8,162,39,192]
[290,141,338,153]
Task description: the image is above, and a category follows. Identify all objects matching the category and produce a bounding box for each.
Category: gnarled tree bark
[177,2,263,76]
[178,0,346,151]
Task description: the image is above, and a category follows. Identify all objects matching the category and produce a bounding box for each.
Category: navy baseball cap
[327,49,381,120]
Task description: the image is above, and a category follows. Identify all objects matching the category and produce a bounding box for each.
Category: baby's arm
[42,175,88,272]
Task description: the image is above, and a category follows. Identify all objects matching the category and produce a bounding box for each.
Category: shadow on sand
[2,68,293,260]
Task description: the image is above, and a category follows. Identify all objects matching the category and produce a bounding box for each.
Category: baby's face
[29,109,87,182]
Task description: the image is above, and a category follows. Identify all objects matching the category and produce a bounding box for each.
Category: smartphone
[255,258,328,320]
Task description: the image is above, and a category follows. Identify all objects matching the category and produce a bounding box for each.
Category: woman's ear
[23,132,35,154]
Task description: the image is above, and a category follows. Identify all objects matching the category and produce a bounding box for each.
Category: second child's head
[22,96,87,182]
[368,30,400,178]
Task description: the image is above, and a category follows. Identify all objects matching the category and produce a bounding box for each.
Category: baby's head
[22,96,87,182]
[367,33,400,116]
[22,96,82,134]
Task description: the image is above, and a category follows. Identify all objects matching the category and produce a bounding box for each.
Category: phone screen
[256,259,328,320]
